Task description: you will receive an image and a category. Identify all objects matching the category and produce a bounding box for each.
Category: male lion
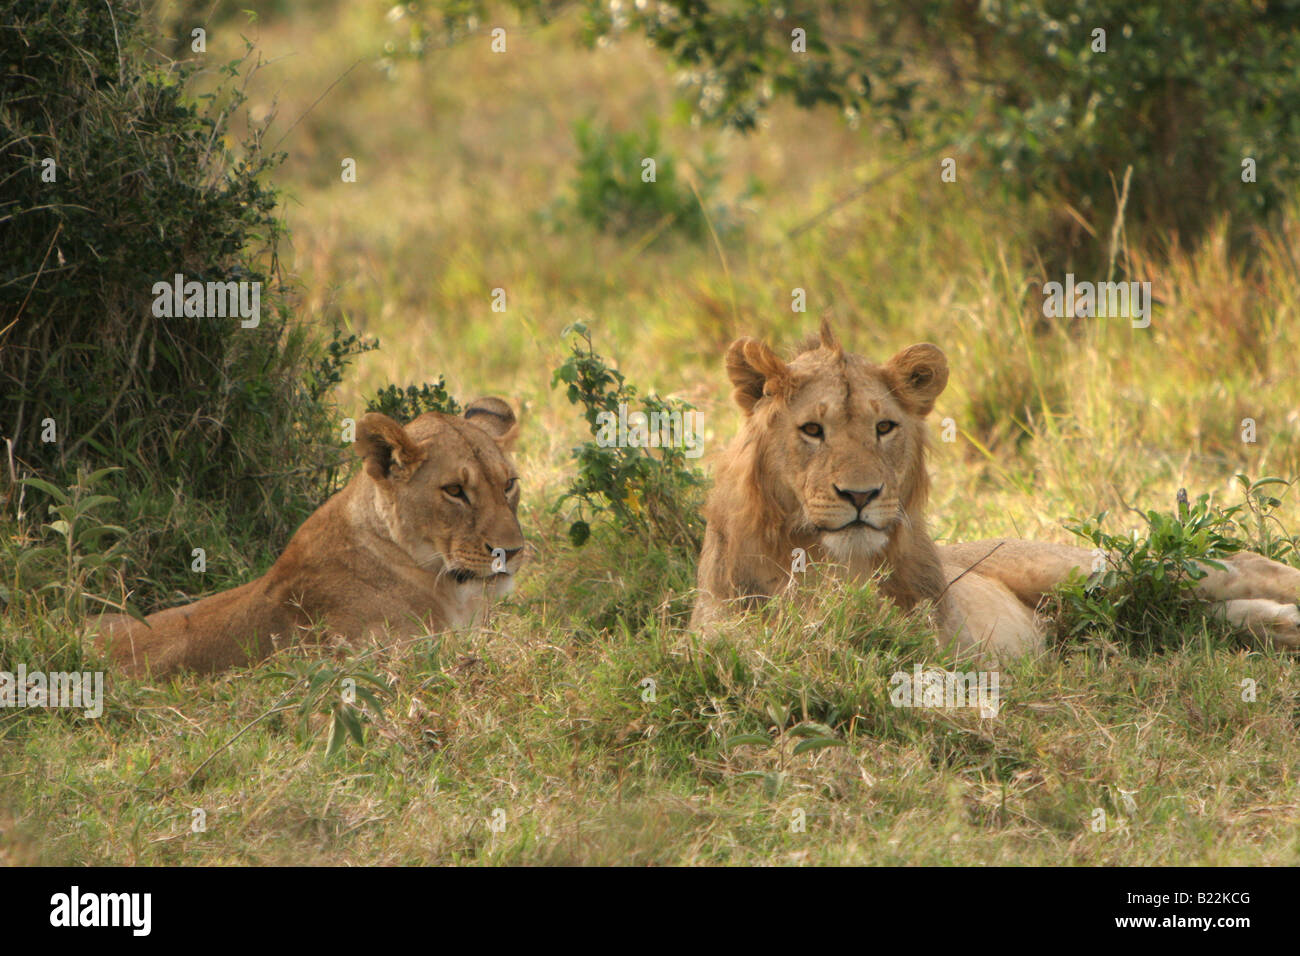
[95,398,526,677]
[692,323,1300,661]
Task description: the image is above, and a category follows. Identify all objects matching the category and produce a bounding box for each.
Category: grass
[3,0,1300,865]
[6,575,1300,865]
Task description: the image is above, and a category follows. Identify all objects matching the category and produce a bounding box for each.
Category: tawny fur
[693,323,1300,661]
[93,398,527,678]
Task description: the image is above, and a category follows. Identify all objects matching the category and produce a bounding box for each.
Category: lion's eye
[876,420,898,437]
[504,477,519,494]
[443,484,467,500]
[800,422,824,439]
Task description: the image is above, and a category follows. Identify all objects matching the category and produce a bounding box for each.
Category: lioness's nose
[835,485,881,511]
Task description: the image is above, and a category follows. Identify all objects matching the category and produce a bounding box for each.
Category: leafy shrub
[6,467,138,624]
[906,1,1300,240]
[311,329,379,402]
[568,118,712,240]
[1218,474,1299,564]
[0,0,360,602]
[551,324,705,550]
[366,378,462,421]
[602,0,1300,238]
[424,0,1300,240]
[1048,477,1298,652]
[265,660,392,760]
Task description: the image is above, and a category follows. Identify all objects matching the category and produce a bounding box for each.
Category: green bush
[568,118,712,240]
[601,0,1300,239]
[0,0,358,603]
[1048,477,1299,652]
[365,377,462,421]
[551,323,705,551]
[911,0,1300,241]
[427,0,1300,242]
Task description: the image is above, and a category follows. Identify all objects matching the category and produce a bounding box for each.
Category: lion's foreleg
[1215,598,1300,648]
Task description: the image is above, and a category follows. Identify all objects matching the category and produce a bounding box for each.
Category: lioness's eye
[443,484,466,500]
[876,420,898,437]
[800,422,824,438]
[504,477,519,494]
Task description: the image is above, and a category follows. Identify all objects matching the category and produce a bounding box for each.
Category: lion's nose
[835,485,881,511]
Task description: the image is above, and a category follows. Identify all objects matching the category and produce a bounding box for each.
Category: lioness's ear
[883,343,949,416]
[464,396,520,449]
[725,337,791,414]
[355,412,426,481]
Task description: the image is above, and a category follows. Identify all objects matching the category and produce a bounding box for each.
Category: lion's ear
[355,412,426,481]
[464,396,520,449]
[725,337,791,414]
[883,343,949,416]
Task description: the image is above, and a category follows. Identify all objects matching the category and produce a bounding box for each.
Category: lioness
[693,323,1300,660]
[95,398,526,677]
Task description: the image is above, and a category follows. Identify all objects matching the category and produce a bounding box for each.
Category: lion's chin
[820,525,890,561]
[446,568,517,596]
[488,571,516,596]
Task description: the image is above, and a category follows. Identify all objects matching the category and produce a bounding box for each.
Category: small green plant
[366,378,462,422]
[11,467,140,624]
[310,328,379,403]
[1219,474,1298,563]
[551,323,705,550]
[267,659,392,759]
[1048,479,1297,652]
